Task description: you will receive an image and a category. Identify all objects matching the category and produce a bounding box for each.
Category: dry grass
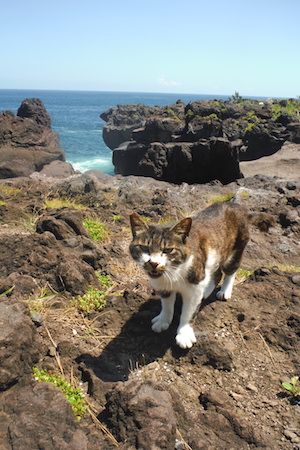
[0,184,21,196]
[44,198,86,210]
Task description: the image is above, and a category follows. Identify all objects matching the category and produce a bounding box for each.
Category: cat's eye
[139,245,149,253]
[163,248,175,254]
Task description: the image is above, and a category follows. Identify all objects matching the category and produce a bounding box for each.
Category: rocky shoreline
[101,98,300,184]
[0,98,299,449]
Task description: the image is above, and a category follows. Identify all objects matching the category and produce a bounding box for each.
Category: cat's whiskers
[164,269,174,289]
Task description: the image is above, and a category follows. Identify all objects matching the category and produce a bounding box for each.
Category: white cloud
[158,76,181,88]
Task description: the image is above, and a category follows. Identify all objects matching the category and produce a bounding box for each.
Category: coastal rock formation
[101,98,300,183]
[0,99,65,178]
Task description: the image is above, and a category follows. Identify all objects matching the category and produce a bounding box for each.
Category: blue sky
[1,0,299,97]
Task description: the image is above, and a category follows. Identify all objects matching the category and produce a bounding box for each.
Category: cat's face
[129,213,192,279]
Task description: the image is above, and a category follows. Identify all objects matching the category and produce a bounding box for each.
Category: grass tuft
[0,200,6,206]
[274,264,300,273]
[33,367,86,419]
[236,268,254,280]
[44,198,86,210]
[209,193,234,204]
[75,287,106,314]
[282,376,300,397]
[96,272,112,288]
[112,214,123,222]
[83,218,108,241]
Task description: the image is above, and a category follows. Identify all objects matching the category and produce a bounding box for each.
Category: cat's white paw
[151,313,171,333]
[176,324,196,349]
[216,289,231,301]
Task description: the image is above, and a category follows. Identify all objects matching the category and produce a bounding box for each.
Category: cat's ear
[171,218,192,241]
[130,212,149,237]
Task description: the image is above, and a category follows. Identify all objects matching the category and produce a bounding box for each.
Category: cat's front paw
[176,324,196,349]
[216,289,230,301]
[151,313,171,333]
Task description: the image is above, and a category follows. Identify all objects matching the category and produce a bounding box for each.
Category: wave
[70,157,113,173]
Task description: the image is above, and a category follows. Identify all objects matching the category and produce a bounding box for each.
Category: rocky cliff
[0,98,66,178]
[101,98,300,184]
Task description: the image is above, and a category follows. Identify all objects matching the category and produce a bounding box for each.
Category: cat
[129,201,249,349]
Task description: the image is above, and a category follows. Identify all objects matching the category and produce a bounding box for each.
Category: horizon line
[0,87,290,100]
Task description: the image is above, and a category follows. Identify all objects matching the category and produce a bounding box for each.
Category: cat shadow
[77,289,220,383]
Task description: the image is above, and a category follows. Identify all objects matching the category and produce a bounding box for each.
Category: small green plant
[44,198,86,210]
[243,111,260,132]
[96,272,112,288]
[282,376,300,397]
[83,218,108,241]
[76,287,106,314]
[236,268,254,280]
[229,91,244,103]
[209,193,234,204]
[0,200,6,206]
[33,368,86,419]
[271,99,300,121]
[112,214,123,222]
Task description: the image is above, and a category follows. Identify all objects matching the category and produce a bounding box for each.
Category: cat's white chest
[149,250,219,296]
[149,255,194,293]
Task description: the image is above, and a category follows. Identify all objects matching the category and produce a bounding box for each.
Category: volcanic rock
[0,99,65,179]
[0,300,39,390]
[0,383,88,450]
[105,379,177,449]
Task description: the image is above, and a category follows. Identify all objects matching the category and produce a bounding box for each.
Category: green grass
[271,99,300,121]
[33,368,86,419]
[44,198,86,210]
[95,272,112,288]
[209,193,234,204]
[83,218,108,241]
[0,200,6,206]
[112,214,123,222]
[75,287,107,314]
[282,376,300,397]
[0,285,15,299]
[236,268,254,280]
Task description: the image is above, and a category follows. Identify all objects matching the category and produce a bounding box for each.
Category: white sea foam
[70,157,113,173]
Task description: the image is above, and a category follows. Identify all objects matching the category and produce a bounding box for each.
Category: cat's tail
[231,188,275,232]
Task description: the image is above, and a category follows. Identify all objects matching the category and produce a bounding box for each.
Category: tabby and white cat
[129,201,249,349]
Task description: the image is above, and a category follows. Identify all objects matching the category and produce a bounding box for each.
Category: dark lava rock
[113,137,242,184]
[102,99,298,184]
[0,221,104,295]
[105,380,177,449]
[0,383,87,450]
[17,98,52,127]
[0,100,64,179]
[36,209,88,240]
[188,335,233,370]
[0,300,39,390]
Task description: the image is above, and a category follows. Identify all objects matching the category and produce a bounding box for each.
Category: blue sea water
[0,89,231,173]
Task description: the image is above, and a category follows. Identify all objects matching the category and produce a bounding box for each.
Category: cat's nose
[149,261,159,269]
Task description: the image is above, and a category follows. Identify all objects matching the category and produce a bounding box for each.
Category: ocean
[0,89,231,173]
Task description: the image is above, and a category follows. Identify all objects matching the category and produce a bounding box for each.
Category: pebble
[246,383,258,393]
[291,274,300,286]
[284,429,300,444]
[230,391,244,401]
[286,181,297,190]
[48,346,56,357]
[30,312,43,327]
